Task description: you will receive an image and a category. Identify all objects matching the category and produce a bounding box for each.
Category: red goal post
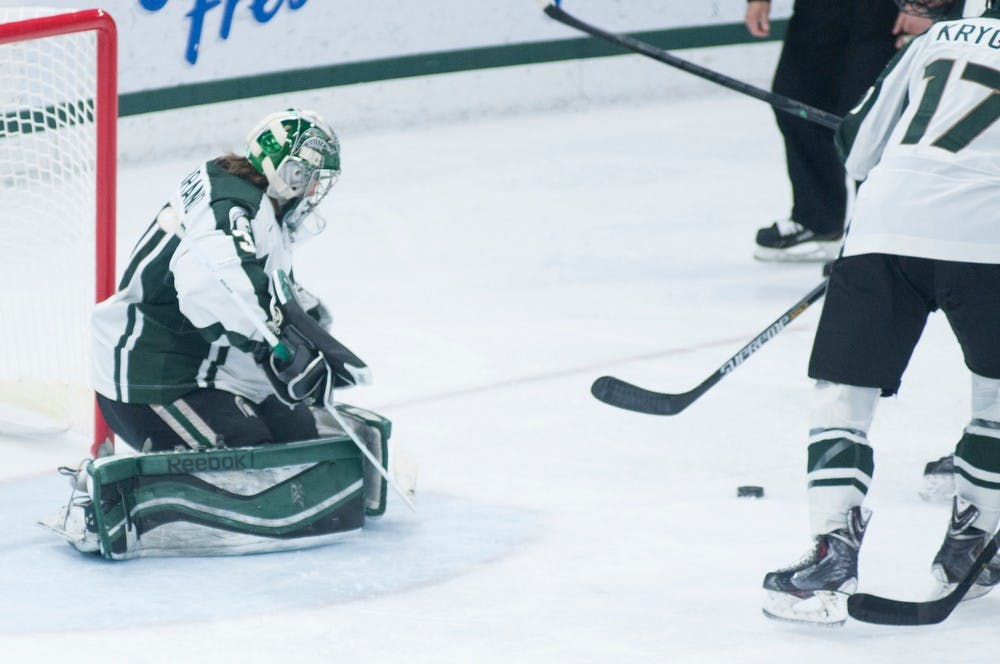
[0,8,116,454]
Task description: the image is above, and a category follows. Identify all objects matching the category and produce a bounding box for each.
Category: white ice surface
[1,93,996,662]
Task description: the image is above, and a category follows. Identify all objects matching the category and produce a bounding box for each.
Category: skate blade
[762,589,848,626]
[38,513,101,553]
[38,517,73,539]
[918,473,955,502]
[753,241,841,264]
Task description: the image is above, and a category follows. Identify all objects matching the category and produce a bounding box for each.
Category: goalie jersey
[93,160,290,404]
[835,9,1000,264]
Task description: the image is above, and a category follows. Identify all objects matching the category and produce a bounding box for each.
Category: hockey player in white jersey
[42,109,397,559]
[763,0,1000,625]
[92,108,368,453]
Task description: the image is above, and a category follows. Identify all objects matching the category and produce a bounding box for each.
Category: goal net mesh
[0,7,101,436]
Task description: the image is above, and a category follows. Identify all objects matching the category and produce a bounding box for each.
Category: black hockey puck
[737,485,764,498]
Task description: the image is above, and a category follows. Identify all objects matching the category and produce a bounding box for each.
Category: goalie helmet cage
[0,8,116,452]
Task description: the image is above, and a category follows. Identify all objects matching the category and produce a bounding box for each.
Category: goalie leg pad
[314,403,392,517]
[50,436,366,560]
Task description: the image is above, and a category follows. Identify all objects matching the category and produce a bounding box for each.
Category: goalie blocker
[42,404,391,560]
[258,268,372,406]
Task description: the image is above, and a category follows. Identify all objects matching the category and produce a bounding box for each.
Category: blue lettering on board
[138,0,310,65]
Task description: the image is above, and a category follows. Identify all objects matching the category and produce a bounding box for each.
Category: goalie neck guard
[246,108,341,241]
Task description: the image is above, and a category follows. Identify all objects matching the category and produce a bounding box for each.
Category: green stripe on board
[0,100,95,139]
[119,20,787,117]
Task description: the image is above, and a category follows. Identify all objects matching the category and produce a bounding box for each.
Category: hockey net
[0,8,116,447]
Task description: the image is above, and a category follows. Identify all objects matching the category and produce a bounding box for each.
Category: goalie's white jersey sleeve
[92,162,293,404]
[836,12,1000,264]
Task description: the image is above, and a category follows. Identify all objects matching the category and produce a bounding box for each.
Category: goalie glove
[258,327,332,406]
[258,270,371,405]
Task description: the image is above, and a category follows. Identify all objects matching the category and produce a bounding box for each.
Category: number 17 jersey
[836,10,1000,264]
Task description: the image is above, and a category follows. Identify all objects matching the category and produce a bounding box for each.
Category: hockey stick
[847,531,1000,625]
[156,205,417,513]
[591,280,827,415]
[542,3,842,130]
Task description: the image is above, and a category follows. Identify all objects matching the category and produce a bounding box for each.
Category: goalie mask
[246,109,340,240]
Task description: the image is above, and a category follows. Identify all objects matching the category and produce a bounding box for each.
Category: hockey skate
[762,506,869,626]
[754,219,842,263]
[38,462,101,554]
[919,454,955,502]
[40,497,101,554]
[931,497,1000,601]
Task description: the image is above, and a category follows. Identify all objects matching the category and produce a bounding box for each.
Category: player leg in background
[932,389,1000,598]
[929,261,1000,598]
[755,0,897,263]
[756,0,847,262]
[762,254,933,625]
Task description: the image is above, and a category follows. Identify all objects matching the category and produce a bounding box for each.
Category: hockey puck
[737,485,764,499]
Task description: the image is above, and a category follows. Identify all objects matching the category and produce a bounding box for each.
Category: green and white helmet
[246,108,340,238]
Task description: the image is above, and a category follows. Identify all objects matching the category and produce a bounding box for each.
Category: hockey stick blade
[592,376,703,415]
[847,533,1000,626]
[591,281,827,416]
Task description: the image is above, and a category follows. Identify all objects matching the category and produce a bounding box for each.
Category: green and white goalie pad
[43,406,392,560]
[315,404,391,518]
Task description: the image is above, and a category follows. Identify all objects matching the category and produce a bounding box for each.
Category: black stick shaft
[847,533,1000,625]
[544,3,842,130]
[592,280,827,415]
[707,280,828,383]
